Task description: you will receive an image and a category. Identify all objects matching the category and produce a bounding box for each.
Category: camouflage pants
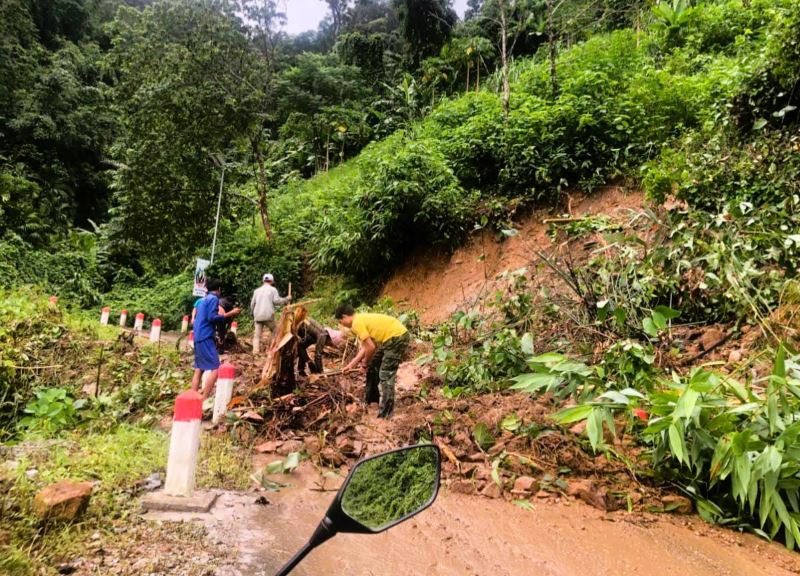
[365,333,410,418]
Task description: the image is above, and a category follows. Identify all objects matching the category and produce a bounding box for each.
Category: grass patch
[1,425,168,572]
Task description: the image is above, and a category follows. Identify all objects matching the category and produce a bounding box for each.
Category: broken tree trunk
[258,305,309,396]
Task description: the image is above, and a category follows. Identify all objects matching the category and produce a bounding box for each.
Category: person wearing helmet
[250,273,290,353]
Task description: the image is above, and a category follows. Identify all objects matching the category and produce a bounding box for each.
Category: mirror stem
[274,516,336,576]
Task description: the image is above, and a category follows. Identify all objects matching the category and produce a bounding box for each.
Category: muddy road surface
[146,463,800,576]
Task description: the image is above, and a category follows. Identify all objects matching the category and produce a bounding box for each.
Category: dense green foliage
[0,289,189,441]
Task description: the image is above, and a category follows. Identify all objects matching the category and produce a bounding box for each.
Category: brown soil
[383,186,646,325]
[134,185,800,575]
[144,461,800,576]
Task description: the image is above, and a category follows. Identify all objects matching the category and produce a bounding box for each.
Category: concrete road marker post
[164,390,202,497]
[212,363,235,425]
[181,315,189,334]
[230,321,238,335]
[119,309,128,328]
[100,307,110,326]
[188,330,194,350]
[142,390,217,513]
[149,318,161,343]
[134,312,144,333]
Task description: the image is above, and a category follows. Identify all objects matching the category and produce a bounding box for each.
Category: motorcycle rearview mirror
[274,444,441,576]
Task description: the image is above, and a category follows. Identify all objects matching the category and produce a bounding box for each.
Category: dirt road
[146,462,800,576]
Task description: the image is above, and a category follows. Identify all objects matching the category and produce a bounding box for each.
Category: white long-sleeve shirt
[250,283,288,322]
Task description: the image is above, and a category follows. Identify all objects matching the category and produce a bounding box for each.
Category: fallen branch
[543,217,587,224]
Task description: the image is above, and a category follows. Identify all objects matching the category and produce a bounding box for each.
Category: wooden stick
[287,282,292,301]
[542,217,587,224]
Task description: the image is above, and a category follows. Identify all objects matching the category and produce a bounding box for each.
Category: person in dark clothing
[296,317,345,375]
[215,297,234,352]
[191,279,241,399]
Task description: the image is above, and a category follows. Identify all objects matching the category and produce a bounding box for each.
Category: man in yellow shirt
[337,304,410,418]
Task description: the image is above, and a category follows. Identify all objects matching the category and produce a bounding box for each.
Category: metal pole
[210,163,226,265]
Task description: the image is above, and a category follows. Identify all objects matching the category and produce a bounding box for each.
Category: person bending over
[336,304,409,418]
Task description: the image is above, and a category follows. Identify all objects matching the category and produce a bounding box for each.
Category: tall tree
[393,0,457,68]
[236,0,287,240]
[107,1,272,265]
[325,0,350,41]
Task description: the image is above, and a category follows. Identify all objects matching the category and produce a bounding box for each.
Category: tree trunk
[250,133,272,239]
[498,0,510,118]
[547,0,558,100]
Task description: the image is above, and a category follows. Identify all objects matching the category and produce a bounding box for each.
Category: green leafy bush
[18,388,86,435]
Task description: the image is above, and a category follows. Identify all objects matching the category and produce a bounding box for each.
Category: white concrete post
[134,313,145,333]
[188,330,194,350]
[164,390,202,497]
[212,363,235,425]
[149,318,162,343]
[100,307,110,325]
[181,315,189,334]
[119,309,128,328]
[230,321,238,335]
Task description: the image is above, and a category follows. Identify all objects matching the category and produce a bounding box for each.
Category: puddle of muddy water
[143,462,800,576]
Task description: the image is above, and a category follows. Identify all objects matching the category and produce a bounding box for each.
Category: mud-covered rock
[449,480,476,495]
[303,436,321,455]
[662,495,693,514]
[277,439,304,455]
[511,476,538,495]
[320,446,345,467]
[566,479,607,511]
[33,480,93,521]
[480,482,503,499]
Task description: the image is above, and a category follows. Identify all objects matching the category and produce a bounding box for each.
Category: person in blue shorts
[191,279,241,399]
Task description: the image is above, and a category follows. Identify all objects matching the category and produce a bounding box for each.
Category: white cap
[263,273,274,283]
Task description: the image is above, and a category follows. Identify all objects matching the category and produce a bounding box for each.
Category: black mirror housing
[333,444,441,534]
[274,444,441,576]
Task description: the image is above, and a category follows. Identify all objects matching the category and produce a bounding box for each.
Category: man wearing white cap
[250,273,290,353]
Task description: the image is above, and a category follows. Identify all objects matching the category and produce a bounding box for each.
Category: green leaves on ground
[473,422,496,451]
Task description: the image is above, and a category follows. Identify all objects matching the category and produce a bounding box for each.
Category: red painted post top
[188,330,194,341]
[231,321,238,328]
[152,318,161,327]
[136,312,145,319]
[121,309,128,314]
[173,390,203,422]
[219,363,236,379]
[182,315,189,321]
[49,296,58,303]
[102,307,110,313]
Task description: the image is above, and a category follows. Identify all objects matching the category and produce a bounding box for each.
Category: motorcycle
[275,444,442,575]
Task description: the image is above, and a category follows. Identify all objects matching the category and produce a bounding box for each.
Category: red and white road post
[149,318,162,342]
[212,363,235,425]
[134,312,144,333]
[230,321,238,335]
[181,315,189,334]
[188,330,194,350]
[119,309,128,328]
[164,390,203,497]
[100,307,110,325]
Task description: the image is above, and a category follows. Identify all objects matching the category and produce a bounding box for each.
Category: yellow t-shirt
[351,313,407,344]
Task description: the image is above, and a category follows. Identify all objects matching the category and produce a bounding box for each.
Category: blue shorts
[194,338,220,371]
